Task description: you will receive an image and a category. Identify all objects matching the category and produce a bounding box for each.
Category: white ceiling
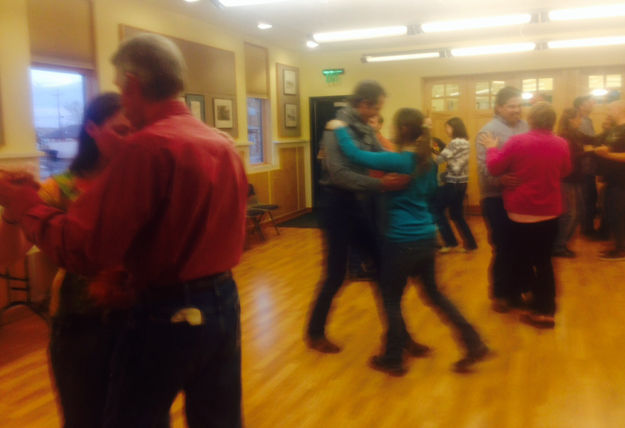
[152,0,625,53]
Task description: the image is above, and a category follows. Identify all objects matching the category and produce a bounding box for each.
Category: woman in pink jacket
[480,102,571,328]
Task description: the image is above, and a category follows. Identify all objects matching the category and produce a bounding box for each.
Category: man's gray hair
[112,33,186,101]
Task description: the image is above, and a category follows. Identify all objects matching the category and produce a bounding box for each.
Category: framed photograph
[213,98,234,129]
[284,103,298,128]
[184,94,205,123]
[283,69,297,95]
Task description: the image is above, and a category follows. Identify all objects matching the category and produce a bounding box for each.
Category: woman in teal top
[328,108,489,375]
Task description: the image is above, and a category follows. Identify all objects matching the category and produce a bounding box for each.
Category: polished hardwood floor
[1,217,625,428]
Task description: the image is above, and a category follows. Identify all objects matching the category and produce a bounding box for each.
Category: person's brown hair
[349,80,386,108]
[556,107,579,138]
[393,108,432,176]
[495,86,521,108]
[528,102,557,130]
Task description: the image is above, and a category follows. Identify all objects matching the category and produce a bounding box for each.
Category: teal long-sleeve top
[335,127,438,242]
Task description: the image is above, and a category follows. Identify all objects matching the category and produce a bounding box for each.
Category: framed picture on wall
[213,98,234,129]
[283,69,297,95]
[185,94,206,123]
[285,103,298,128]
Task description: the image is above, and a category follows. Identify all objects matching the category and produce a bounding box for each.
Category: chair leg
[252,217,266,241]
[267,211,280,235]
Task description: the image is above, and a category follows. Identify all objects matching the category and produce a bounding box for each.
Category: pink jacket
[486,129,572,216]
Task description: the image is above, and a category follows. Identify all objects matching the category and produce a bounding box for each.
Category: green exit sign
[323,68,345,83]
[322,68,345,76]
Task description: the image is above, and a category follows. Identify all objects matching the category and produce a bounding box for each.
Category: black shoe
[306,336,341,353]
[552,248,576,258]
[369,355,407,376]
[520,312,555,329]
[404,339,432,358]
[453,344,492,373]
[599,250,625,261]
[491,298,510,313]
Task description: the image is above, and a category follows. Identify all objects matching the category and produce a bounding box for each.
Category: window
[588,74,622,103]
[521,77,553,105]
[247,97,267,165]
[431,83,460,112]
[30,67,86,179]
[475,80,505,110]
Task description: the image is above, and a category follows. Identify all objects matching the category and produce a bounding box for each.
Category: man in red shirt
[0,34,247,427]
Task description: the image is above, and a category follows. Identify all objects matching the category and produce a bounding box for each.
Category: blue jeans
[434,182,477,249]
[379,239,482,363]
[103,278,242,428]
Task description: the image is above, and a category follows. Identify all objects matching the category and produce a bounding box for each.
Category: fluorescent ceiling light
[421,14,531,33]
[549,4,625,21]
[364,51,440,63]
[306,40,319,48]
[185,0,200,3]
[257,22,272,30]
[592,88,609,96]
[548,36,625,49]
[217,0,294,6]
[451,42,536,57]
[313,26,408,43]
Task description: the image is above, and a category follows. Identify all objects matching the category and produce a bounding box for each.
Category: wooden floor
[1,218,625,428]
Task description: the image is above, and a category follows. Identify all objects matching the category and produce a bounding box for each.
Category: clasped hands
[0,170,41,223]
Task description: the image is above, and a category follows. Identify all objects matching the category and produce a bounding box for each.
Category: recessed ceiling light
[547,36,625,49]
[306,40,319,48]
[451,42,536,57]
[363,51,440,63]
[185,0,201,3]
[217,0,294,6]
[421,14,531,33]
[549,4,625,21]
[258,23,273,30]
[313,26,408,43]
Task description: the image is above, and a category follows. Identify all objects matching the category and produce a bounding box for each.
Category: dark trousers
[554,182,583,251]
[605,184,625,251]
[581,174,598,234]
[481,197,523,303]
[49,314,126,428]
[103,278,242,428]
[307,187,380,338]
[510,219,559,315]
[379,239,482,363]
[434,182,477,249]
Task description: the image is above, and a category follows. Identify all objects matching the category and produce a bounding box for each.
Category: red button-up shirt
[21,100,248,289]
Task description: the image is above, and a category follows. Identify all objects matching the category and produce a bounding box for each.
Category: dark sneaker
[552,248,576,258]
[491,298,510,313]
[306,336,341,353]
[520,312,555,329]
[599,250,625,261]
[404,339,432,358]
[453,344,492,373]
[369,355,407,377]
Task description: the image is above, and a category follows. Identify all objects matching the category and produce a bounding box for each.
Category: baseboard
[275,208,312,224]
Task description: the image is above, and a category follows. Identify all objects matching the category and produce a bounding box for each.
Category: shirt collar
[145,99,190,126]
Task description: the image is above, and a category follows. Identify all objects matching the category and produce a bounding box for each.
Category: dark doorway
[309,95,349,208]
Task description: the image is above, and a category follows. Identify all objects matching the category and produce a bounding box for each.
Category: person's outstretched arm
[328,123,414,174]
